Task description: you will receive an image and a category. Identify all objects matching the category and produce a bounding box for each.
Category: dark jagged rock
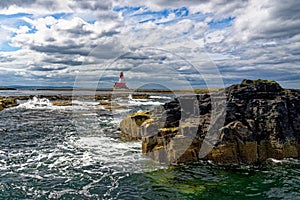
[119,79,300,164]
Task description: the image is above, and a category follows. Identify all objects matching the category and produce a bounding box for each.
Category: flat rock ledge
[119,79,300,164]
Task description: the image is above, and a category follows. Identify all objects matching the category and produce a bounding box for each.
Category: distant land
[0,85,74,90]
[0,87,17,90]
[0,85,222,94]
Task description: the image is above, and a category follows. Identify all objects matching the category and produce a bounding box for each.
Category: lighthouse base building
[113,72,128,89]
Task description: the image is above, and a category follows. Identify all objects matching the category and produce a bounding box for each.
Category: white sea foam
[114,99,162,107]
[67,136,165,173]
[150,95,172,99]
[128,100,163,106]
[269,158,284,163]
[268,158,299,164]
[16,96,53,109]
[14,97,102,111]
[71,100,99,106]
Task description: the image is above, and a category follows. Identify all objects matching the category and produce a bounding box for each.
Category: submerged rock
[119,79,300,164]
[99,100,126,111]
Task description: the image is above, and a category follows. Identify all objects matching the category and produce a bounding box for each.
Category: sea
[0,90,299,199]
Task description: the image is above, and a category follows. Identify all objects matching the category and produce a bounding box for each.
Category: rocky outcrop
[119,79,300,164]
[0,97,18,111]
[119,111,150,140]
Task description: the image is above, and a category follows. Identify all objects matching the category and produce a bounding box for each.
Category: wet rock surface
[0,97,18,111]
[119,111,150,140]
[52,101,74,106]
[119,79,300,164]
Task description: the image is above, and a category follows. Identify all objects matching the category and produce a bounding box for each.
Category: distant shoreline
[0,88,17,90]
[0,87,221,94]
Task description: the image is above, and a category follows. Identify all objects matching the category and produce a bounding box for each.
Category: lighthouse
[114,72,128,89]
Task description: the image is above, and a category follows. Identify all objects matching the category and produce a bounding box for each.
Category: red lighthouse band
[114,72,128,89]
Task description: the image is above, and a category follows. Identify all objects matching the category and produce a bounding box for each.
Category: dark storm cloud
[29,65,67,71]
[272,0,300,20]
[255,0,300,40]
[0,0,65,12]
[71,0,112,11]
[0,0,36,8]
[65,27,93,36]
[70,0,121,21]
[42,58,83,66]
[30,45,91,56]
[100,30,120,37]
[119,53,149,60]
[54,21,94,36]
[0,56,14,62]
[234,0,300,41]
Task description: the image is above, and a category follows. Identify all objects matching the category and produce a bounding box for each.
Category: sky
[0,0,299,89]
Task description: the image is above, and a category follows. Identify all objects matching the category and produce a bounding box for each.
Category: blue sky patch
[208,17,235,29]
[0,13,32,19]
[113,6,142,16]
[48,13,72,20]
[1,41,21,52]
[115,6,209,27]
[173,7,189,17]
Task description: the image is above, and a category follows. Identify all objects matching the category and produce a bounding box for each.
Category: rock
[0,97,18,111]
[131,94,150,99]
[52,101,73,106]
[119,79,300,164]
[119,111,150,140]
[99,100,112,106]
[95,94,112,100]
[0,87,16,90]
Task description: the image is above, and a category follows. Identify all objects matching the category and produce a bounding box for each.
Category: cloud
[233,0,300,41]
[0,0,298,88]
[0,0,72,15]
[201,0,300,86]
[10,16,124,58]
[28,65,67,71]
[0,0,37,8]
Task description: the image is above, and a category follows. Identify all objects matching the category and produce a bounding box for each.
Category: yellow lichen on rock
[0,97,18,111]
[119,111,151,140]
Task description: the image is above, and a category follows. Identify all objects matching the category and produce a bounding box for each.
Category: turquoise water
[0,96,299,199]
